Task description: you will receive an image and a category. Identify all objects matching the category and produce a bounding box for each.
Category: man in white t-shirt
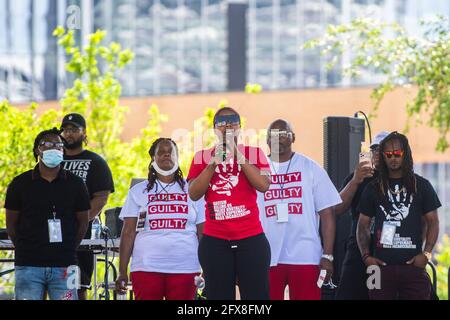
[258,119,342,300]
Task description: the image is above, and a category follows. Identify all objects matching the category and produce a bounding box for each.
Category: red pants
[269,264,321,300]
[130,272,199,300]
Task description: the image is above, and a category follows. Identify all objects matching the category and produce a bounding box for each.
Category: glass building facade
[415,163,450,242]
[0,0,448,102]
[0,1,449,235]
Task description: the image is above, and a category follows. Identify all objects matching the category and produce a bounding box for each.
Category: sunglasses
[270,130,293,139]
[214,115,241,128]
[383,150,404,159]
[39,141,65,149]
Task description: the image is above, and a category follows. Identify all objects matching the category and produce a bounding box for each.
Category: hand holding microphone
[212,130,234,165]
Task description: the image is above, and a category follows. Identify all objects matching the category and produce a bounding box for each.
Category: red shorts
[130,272,199,300]
[269,264,321,300]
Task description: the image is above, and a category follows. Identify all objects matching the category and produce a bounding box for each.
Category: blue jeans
[15,266,78,300]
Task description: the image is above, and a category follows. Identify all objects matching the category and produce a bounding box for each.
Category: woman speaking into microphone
[116,138,205,300]
[187,107,272,300]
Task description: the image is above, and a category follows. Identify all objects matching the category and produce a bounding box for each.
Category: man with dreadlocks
[115,138,205,300]
[356,132,441,300]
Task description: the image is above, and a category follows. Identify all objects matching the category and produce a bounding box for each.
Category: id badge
[48,219,63,243]
[380,222,396,246]
[317,269,327,288]
[276,203,289,223]
[136,211,147,232]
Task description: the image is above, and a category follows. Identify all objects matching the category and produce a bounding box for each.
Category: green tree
[53,27,168,208]
[0,27,167,297]
[304,15,450,152]
[0,26,266,298]
[433,235,450,300]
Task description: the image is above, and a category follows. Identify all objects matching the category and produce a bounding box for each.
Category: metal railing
[427,261,438,294]
[0,259,14,278]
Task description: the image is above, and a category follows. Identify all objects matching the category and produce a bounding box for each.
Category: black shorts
[77,251,95,289]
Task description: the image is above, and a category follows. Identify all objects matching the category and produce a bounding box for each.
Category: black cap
[61,113,86,129]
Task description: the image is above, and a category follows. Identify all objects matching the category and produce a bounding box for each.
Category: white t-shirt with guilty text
[258,153,342,266]
[120,180,205,273]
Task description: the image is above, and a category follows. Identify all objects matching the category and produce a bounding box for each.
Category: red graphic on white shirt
[149,218,187,230]
[148,193,188,202]
[271,172,302,184]
[147,193,189,229]
[264,171,303,218]
[265,203,303,217]
[148,204,188,215]
[264,186,302,201]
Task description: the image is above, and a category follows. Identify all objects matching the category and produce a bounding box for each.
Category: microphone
[223,130,234,161]
[101,225,110,236]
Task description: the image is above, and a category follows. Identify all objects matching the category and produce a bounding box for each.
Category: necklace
[388,185,406,195]
[269,153,295,192]
[156,180,176,200]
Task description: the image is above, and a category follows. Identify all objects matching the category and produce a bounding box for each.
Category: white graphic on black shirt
[62,160,92,183]
[378,184,416,250]
[379,184,414,222]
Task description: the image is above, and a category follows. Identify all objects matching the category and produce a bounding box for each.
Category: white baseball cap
[371,131,390,148]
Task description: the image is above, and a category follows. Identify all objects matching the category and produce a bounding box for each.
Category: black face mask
[65,138,84,150]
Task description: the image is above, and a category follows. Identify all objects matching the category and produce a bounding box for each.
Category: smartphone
[359,152,373,168]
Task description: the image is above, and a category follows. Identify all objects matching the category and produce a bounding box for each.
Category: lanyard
[269,153,294,193]
[51,205,57,221]
[156,180,175,194]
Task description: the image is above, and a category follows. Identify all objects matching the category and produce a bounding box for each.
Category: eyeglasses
[214,115,241,128]
[39,141,65,149]
[270,130,293,139]
[61,127,82,134]
[383,150,404,159]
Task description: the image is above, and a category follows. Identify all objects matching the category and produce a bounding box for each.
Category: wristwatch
[322,254,334,262]
[423,251,432,261]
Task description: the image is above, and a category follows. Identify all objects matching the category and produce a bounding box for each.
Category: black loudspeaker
[105,207,123,239]
[227,1,248,91]
[322,116,365,299]
[0,229,8,240]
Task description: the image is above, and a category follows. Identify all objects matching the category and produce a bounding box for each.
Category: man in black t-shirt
[60,114,115,300]
[357,132,441,300]
[334,131,389,300]
[4,128,90,300]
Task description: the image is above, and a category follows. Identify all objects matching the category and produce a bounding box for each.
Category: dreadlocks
[33,128,64,162]
[146,138,186,192]
[376,131,417,197]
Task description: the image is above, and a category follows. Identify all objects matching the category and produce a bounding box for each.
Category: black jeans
[369,265,431,300]
[336,243,437,300]
[198,233,271,300]
[335,243,369,300]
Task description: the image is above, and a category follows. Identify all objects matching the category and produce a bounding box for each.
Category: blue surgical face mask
[41,149,64,168]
